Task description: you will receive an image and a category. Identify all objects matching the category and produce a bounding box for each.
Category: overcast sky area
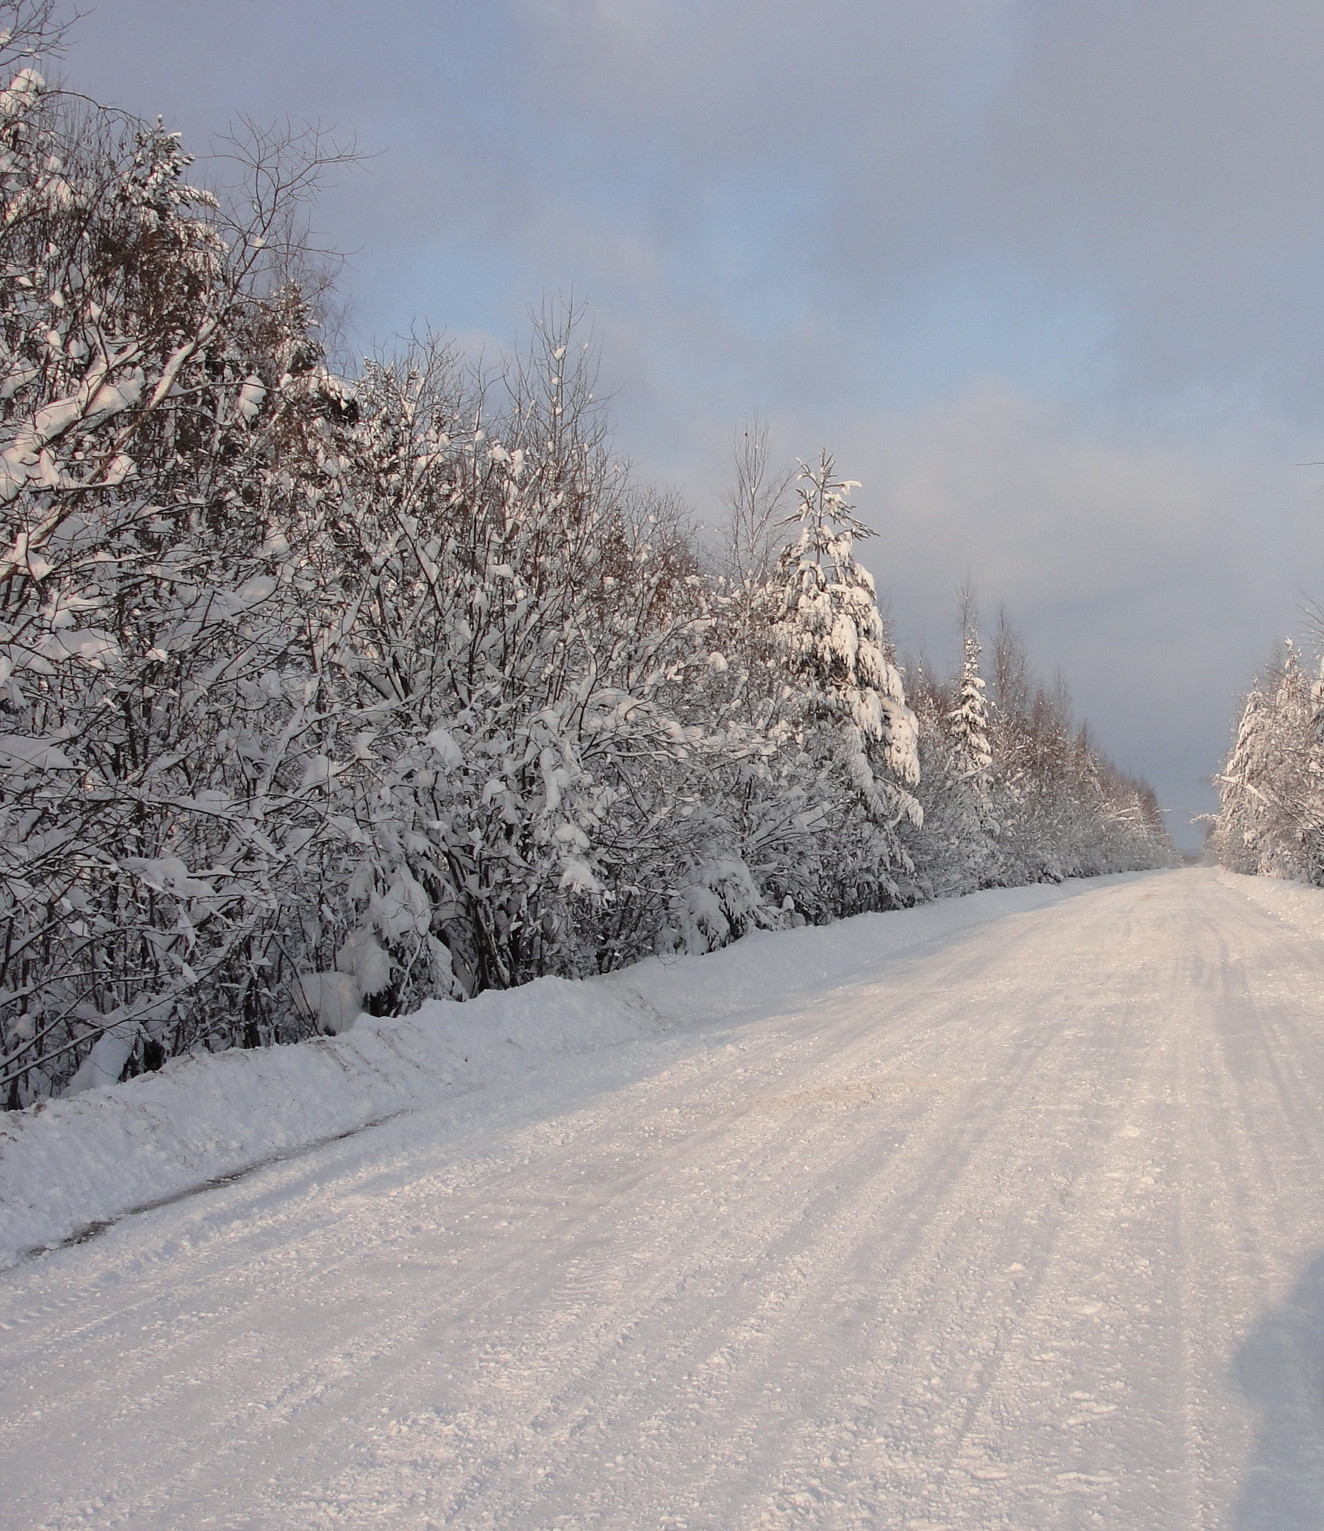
[45,0,1324,849]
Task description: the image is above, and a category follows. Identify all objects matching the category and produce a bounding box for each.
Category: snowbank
[1214,865,1324,938]
[0,875,1145,1268]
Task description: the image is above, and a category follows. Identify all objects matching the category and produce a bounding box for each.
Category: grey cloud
[978,1,1324,402]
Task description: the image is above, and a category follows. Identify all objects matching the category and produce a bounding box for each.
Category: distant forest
[0,2,1173,1107]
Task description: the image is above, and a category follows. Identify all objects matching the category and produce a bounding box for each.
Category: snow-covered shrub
[269,322,730,996]
[666,857,785,955]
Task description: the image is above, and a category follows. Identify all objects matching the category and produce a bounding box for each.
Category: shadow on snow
[1234,1249,1324,1530]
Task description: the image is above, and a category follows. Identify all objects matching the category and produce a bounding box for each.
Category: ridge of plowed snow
[1216,863,1324,938]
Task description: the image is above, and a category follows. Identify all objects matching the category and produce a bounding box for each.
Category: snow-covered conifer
[949,621,994,799]
[758,454,922,915]
[771,455,919,818]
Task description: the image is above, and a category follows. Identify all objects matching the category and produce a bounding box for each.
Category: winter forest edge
[0,3,1177,1110]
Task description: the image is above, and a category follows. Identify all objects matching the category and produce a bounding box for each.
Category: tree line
[0,3,1174,1106]
[1210,640,1324,883]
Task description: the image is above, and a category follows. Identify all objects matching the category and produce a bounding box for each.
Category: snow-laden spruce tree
[760,453,921,917]
[950,619,995,806]
[905,611,998,897]
[938,615,1176,886]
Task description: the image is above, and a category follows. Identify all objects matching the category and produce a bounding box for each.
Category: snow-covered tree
[905,606,997,895]
[1211,643,1324,883]
[720,416,793,589]
[0,22,357,1103]
[950,620,994,801]
[759,454,922,916]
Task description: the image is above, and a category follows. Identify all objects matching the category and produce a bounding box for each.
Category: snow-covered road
[4,868,1324,1529]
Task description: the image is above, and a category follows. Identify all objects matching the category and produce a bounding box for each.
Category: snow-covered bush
[279,325,731,996]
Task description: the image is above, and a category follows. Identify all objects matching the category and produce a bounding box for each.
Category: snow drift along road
[3,867,1324,1529]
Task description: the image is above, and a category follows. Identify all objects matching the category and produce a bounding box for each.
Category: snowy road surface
[4,868,1324,1529]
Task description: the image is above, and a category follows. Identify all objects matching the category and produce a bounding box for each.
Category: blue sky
[50,0,1324,846]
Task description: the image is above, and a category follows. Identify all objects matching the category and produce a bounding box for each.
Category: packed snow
[4,867,1324,1529]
